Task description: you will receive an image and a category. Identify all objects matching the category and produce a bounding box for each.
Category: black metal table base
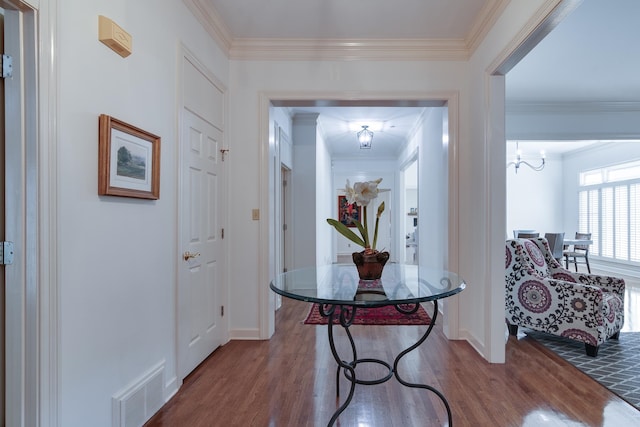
[319,300,452,427]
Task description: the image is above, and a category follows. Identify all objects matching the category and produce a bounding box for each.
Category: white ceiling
[283,104,431,159]
[507,0,640,104]
[208,0,492,40]
[203,0,640,157]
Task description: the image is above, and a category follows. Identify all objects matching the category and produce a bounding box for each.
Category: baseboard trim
[229,328,261,340]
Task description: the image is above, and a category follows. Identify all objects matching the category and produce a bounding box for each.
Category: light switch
[252,209,260,220]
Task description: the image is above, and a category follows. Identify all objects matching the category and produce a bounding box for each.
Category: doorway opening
[260,94,459,338]
[401,154,418,265]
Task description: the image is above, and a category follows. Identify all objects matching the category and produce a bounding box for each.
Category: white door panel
[181,109,223,375]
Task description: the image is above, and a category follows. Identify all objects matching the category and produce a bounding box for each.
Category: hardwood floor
[146,297,640,427]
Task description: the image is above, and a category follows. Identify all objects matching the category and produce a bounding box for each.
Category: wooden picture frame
[338,195,361,228]
[98,114,161,199]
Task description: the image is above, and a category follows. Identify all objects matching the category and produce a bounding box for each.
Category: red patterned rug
[304,303,431,325]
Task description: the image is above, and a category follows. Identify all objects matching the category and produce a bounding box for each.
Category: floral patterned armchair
[505,237,625,357]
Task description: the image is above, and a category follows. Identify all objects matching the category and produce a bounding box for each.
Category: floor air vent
[112,362,165,427]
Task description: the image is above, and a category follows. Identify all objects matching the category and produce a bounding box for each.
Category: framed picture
[338,195,361,227]
[98,114,161,199]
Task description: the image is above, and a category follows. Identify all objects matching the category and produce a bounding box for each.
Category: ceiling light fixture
[357,125,373,149]
[507,141,546,173]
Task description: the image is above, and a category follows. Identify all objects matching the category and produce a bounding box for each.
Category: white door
[177,51,226,378]
[179,109,224,376]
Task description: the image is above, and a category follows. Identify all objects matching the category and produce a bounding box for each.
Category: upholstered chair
[505,237,625,357]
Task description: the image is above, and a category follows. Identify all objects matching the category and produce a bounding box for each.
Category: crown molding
[228,38,469,61]
[466,0,511,53]
[488,0,570,75]
[507,131,640,141]
[506,101,640,114]
[183,0,232,52]
[182,0,515,61]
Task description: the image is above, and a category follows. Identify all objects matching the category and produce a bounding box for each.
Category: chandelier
[507,142,545,173]
[357,125,373,149]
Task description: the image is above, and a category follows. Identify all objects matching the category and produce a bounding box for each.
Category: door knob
[183,251,201,261]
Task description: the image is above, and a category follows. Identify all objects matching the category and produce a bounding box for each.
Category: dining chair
[544,232,565,261]
[516,231,539,238]
[513,229,537,238]
[564,232,592,273]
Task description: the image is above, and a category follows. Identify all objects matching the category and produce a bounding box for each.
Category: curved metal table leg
[393,300,453,425]
[320,304,358,427]
[320,301,452,427]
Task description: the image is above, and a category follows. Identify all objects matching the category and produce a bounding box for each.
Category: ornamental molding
[182,0,232,52]
[506,101,640,115]
[183,0,510,62]
[229,38,469,61]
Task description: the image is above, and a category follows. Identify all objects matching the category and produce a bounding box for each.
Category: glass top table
[270,263,466,306]
[270,263,466,426]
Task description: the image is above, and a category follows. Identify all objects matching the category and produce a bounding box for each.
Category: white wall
[465,0,555,362]
[316,127,333,266]
[506,152,564,238]
[273,107,293,169]
[228,61,468,339]
[507,108,640,141]
[56,0,228,425]
[290,113,319,269]
[418,108,448,269]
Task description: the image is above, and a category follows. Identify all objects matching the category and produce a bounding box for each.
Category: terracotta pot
[352,250,390,280]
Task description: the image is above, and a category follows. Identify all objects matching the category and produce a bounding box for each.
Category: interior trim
[258,90,461,342]
[229,38,470,61]
[507,100,640,114]
[183,0,513,62]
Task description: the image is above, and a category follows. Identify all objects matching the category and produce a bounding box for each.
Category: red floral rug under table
[304,303,431,326]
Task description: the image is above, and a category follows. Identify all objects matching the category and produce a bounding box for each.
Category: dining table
[563,238,593,246]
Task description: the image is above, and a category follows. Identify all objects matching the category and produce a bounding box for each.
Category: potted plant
[327,178,390,280]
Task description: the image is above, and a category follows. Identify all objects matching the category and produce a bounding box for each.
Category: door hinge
[221,228,224,239]
[283,224,287,231]
[2,54,13,78]
[283,268,288,273]
[283,179,287,187]
[1,241,15,265]
[221,306,224,317]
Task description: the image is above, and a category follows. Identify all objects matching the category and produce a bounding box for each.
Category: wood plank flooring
[145,298,640,426]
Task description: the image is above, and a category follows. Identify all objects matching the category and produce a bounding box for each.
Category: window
[578,161,640,263]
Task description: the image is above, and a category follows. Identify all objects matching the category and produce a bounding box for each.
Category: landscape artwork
[98,114,161,199]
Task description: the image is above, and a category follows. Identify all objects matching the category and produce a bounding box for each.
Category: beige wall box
[98,15,132,58]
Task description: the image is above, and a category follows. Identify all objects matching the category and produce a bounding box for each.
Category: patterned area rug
[304,303,431,325]
[527,330,640,410]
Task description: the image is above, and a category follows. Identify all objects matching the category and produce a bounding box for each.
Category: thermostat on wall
[98,15,132,58]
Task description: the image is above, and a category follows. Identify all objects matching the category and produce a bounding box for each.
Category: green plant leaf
[372,217,380,250]
[326,219,366,247]
[351,219,368,246]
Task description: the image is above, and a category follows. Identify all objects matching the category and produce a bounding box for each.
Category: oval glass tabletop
[270,263,466,307]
